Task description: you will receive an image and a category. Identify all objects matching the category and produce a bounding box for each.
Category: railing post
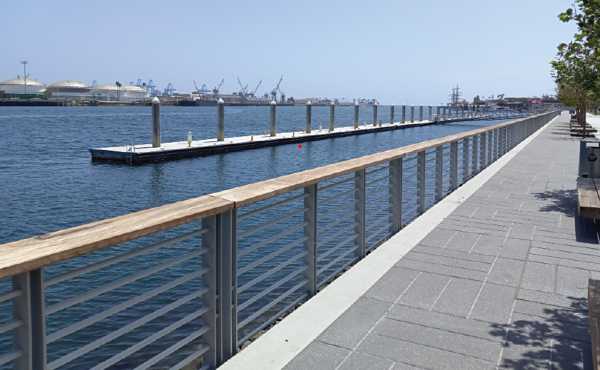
[390,105,395,125]
[306,101,312,133]
[304,184,317,296]
[401,105,406,123]
[13,273,32,370]
[389,158,403,233]
[487,130,492,166]
[217,98,225,141]
[218,209,237,361]
[329,102,335,132]
[462,138,470,180]
[435,146,443,201]
[202,216,218,368]
[480,132,486,169]
[354,169,366,259]
[269,100,277,137]
[417,151,426,214]
[472,134,479,174]
[419,106,424,122]
[450,141,458,189]
[353,101,359,129]
[494,129,499,159]
[373,103,378,127]
[410,106,415,122]
[152,97,161,148]
[13,269,46,370]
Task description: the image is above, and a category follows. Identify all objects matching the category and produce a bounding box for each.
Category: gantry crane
[271,75,283,102]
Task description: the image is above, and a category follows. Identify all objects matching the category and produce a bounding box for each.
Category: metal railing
[0,111,558,369]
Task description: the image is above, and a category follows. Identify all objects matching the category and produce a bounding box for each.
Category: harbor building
[46,80,91,100]
[0,76,45,97]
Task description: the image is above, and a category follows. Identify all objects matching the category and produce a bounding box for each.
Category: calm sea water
[0,105,499,244]
[0,106,507,369]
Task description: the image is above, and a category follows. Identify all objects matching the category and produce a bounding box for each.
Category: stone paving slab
[283,113,596,370]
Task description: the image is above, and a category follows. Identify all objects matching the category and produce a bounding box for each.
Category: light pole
[20,61,28,95]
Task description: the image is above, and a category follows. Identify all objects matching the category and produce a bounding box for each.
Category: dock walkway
[281,113,594,369]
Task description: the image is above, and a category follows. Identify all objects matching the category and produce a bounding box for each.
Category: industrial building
[45,80,91,99]
[0,76,45,96]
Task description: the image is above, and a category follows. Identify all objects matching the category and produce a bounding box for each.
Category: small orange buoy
[297,143,302,149]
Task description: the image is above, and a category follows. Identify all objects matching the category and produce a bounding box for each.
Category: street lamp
[20,60,28,95]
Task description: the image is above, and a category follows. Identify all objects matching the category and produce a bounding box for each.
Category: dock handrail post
[419,105,424,122]
[401,105,406,123]
[270,100,277,137]
[390,105,395,125]
[487,130,492,166]
[306,101,312,133]
[410,106,415,122]
[450,141,458,189]
[217,98,225,141]
[353,101,359,129]
[373,103,379,127]
[304,184,317,296]
[354,169,366,259]
[435,146,443,202]
[416,151,426,214]
[480,132,487,169]
[329,101,335,132]
[472,134,479,174]
[389,158,403,233]
[14,269,47,370]
[152,97,161,148]
[463,137,470,179]
[201,216,218,368]
[217,209,238,362]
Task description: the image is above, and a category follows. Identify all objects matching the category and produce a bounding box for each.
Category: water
[0,106,504,368]
[0,105,494,244]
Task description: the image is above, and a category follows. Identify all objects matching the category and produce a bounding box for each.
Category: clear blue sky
[2,0,576,104]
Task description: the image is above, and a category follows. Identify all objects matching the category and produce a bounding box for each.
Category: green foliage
[551,0,600,123]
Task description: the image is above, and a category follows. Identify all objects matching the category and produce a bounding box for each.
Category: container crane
[163,83,175,97]
[237,77,249,99]
[212,78,224,96]
[250,80,262,97]
[271,75,283,102]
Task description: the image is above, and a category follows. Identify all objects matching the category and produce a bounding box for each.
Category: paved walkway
[284,113,596,370]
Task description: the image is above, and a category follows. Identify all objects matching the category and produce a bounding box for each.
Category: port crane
[237,77,249,99]
[250,80,262,97]
[271,76,283,102]
[163,83,176,97]
[193,80,210,94]
[212,78,224,96]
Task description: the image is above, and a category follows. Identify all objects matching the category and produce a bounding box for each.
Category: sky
[1,0,577,104]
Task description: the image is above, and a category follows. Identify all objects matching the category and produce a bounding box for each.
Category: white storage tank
[46,80,91,99]
[0,76,45,96]
[93,84,146,101]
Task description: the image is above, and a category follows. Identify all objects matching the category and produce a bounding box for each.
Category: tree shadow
[489,297,592,369]
[533,189,599,243]
[533,189,577,218]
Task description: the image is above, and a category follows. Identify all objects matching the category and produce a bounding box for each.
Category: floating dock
[90,116,500,164]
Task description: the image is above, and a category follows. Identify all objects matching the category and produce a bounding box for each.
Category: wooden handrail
[0,112,554,279]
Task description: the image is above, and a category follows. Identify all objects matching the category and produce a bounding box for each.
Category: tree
[551,0,600,124]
